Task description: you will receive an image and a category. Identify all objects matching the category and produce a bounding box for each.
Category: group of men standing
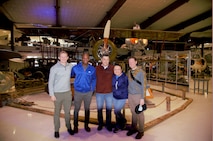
[48,51,146,139]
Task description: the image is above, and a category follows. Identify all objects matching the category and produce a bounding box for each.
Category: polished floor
[0,85,212,141]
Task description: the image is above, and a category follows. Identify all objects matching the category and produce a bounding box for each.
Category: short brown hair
[128,56,137,61]
[59,50,68,56]
[101,54,110,58]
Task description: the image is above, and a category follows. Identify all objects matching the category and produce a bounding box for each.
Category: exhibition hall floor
[0,82,212,141]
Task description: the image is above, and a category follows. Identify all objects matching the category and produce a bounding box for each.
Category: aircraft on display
[3,21,211,77]
[14,21,184,62]
[0,21,212,92]
[88,22,183,61]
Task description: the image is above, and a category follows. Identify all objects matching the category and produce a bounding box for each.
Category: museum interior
[0,0,212,141]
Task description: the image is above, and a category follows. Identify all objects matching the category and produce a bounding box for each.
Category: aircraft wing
[110,28,183,41]
[15,24,183,41]
[0,49,22,60]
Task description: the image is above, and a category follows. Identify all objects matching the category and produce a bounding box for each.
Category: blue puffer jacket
[71,62,96,93]
[112,73,128,99]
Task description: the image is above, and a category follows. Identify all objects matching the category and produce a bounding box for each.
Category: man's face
[59,52,68,64]
[101,56,110,67]
[128,58,137,69]
[82,54,89,65]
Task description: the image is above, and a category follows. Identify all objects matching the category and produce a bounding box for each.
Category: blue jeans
[96,92,113,126]
[113,97,126,113]
[96,92,113,110]
[113,97,127,129]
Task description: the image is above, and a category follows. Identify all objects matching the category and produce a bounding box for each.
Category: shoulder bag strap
[130,71,142,85]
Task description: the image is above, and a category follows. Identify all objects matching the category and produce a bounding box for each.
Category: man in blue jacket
[71,52,96,133]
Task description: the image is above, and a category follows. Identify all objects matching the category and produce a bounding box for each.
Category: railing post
[162,82,165,92]
[182,90,186,100]
[166,96,170,111]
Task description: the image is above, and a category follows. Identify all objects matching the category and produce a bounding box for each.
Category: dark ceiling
[0,0,212,45]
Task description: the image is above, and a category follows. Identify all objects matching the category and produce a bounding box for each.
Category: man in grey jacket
[48,51,74,138]
[126,57,147,139]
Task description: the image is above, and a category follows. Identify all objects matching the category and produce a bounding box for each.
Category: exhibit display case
[139,50,191,87]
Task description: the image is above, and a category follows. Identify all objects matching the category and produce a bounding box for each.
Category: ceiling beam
[0,0,8,6]
[140,0,190,29]
[54,0,60,27]
[165,9,212,31]
[97,0,126,27]
[0,12,12,30]
[180,25,212,41]
[193,25,212,32]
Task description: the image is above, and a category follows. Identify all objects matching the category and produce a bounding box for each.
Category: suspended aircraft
[90,21,183,61]
[15,21,184,62]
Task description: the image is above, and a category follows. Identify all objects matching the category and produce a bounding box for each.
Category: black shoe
[135,132,144,139]
[67,129,74,135]
[54,132,59,138]
[74,126,78,133]
[113,127,119,133]
[85,126,91,132]
[97,125,103,131]
[120,121,127,130]
[126,129,138,136]
[106,126,112,132]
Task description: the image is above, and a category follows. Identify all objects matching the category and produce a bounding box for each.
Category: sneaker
[126,129,137,136]
[67,129,74,135]
[74,126,78,133]
[135,132,144,139]
[97,125,103,131]
[54,132,59,138]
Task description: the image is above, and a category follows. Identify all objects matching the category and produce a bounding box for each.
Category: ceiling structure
[0,0,212,47]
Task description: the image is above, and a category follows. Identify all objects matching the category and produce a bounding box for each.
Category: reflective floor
[0,87,212,141]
